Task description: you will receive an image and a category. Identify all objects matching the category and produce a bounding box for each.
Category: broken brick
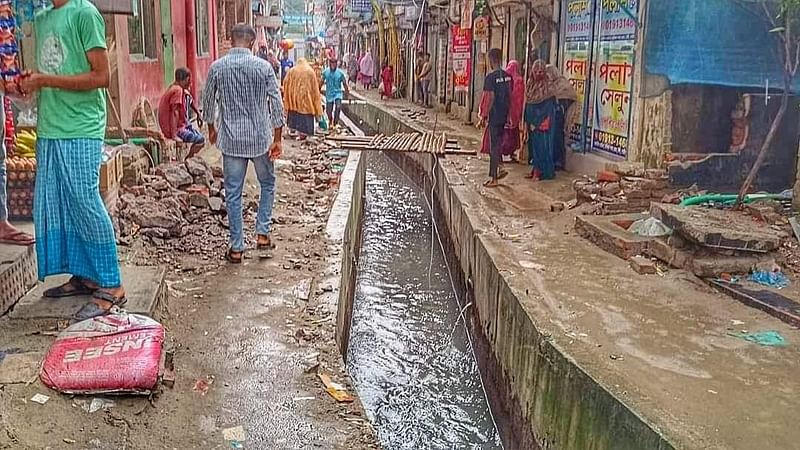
[596,170,620,183]
[630,256,657,274]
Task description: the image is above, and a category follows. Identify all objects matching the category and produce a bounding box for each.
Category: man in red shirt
[158,68,205,159]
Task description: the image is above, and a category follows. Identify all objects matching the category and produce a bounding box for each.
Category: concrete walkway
[353,89,800,449]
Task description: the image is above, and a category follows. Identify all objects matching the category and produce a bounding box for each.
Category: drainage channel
[345,150,503,449]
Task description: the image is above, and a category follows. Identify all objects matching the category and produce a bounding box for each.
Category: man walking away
[22,0,126,319]
[202,24,285,263]
[478,48,511,188]
[0,90,34,246]
[158,68,205,159]
[418,53,432,107]
[283,58,323,140]
[320,58,350,129]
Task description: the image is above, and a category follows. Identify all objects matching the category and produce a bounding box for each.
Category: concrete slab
[0,352,41,384]
[0,222,36,315]
[652,203,781,252]
[575,213,653,260]
[8,266,166,323]
[709,280,800,328]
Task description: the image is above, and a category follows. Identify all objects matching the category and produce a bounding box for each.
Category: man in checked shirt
[203,24,286,263]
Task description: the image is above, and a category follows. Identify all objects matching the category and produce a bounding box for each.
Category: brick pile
[573,163,673,215]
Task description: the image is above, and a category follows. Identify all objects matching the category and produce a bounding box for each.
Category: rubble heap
[114,137,348,263]
[116,157,228,256]
[646,203,785,277]
[574,162,674,215]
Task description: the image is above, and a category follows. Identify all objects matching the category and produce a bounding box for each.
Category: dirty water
[347,153,502,449]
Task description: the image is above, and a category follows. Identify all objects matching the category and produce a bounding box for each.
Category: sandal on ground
[43,276,96,298]
[0,229,35,246]
[257,234,276,251]
[226,248,243,264]
[497,170,509,180]
[525,169,541,181]
[483,179,499,188]
[73,290,128,321]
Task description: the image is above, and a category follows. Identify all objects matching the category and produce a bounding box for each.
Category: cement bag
[40,313,165,395]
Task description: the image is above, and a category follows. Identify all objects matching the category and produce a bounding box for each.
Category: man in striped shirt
[202,24,286,263]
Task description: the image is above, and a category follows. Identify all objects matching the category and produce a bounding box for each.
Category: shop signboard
[473,16,489,41]
[563,43,590,142]
[590,0,637,157]
[564,0,591,42]
[560,0,638,158]
[91,0,136,15]
[451,25,472,93]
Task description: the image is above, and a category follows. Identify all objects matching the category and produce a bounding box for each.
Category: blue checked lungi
[34,138,121,288]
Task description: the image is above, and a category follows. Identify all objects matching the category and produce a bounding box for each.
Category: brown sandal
[226,248,243,264]
[256,234,276,251]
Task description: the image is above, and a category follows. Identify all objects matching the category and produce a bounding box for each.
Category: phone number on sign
[592,130,628,155]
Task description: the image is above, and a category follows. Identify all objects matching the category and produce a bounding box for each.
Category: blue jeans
[223,153,276,252]
[0,139,6,221]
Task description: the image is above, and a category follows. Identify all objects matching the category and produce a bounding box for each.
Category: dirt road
[0,138,378,449]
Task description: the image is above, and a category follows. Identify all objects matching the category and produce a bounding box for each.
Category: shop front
[558,0,639,161]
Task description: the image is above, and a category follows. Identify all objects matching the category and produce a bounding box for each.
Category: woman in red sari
[380,64,394,100]
[502,60,525,161]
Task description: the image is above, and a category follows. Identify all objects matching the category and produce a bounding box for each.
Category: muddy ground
[0,137,378,449]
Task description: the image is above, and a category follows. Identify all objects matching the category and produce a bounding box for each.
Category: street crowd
[0,0,578,323]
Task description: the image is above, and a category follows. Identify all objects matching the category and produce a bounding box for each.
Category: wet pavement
[347,153,502,449]
[350,89,800,449]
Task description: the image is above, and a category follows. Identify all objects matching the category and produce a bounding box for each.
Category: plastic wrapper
[629,217,672,237]
[40,313,165,395]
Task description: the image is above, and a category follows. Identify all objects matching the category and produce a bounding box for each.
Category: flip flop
[73,290,128,322]
[0,230,34,246]
[43,277,96,298]
[483,179,499,188]
[497,170,509,180]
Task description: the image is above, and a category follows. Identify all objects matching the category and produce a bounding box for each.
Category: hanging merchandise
[0,0,22,95]
[1,0,36,219]
[387,8,403,92]
[279,38,295,50]
[371,0,385,70]
[15,0,49,24]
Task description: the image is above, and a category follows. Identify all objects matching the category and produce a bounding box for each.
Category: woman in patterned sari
[524,60,558,181]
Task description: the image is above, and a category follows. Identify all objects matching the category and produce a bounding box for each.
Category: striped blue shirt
[202,48,286,158]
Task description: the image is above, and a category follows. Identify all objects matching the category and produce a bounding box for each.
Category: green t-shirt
[34,0,107,140]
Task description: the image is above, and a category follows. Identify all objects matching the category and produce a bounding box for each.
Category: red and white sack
[40,313,165,395]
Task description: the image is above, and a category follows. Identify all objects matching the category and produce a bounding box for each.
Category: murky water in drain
[347,153,502,450]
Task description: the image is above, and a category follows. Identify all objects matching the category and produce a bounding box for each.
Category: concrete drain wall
[333,150,367,360]
[341,102,677,450]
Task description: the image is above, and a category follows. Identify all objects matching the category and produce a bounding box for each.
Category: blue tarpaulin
[645,0,798,90]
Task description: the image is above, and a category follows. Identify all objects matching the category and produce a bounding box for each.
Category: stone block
[690,254,775,278]
[651,203,781,252]
[630,256,657,274]
[646,238,692,269]
[9,266,166,322]
[575,213,654,260]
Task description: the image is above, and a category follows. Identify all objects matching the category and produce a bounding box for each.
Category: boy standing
[478,48,511,187]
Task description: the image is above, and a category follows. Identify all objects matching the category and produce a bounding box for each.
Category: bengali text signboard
[561,0,638,158]
[590,0,637,157]
[452,26,472,93]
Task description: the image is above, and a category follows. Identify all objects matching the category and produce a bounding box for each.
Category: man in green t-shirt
[21,0,126,320]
